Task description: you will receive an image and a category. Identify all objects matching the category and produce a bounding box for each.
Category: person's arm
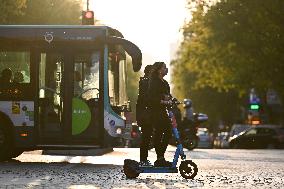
[160,80,172,105]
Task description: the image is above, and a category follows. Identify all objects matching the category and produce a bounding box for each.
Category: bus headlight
[116,128,122,135]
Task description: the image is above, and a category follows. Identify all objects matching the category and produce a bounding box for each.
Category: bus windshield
[74,52,100,100]
[108,49,128,106]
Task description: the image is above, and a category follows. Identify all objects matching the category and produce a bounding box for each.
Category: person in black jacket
[136,65,153,166]
[148,62,172,167]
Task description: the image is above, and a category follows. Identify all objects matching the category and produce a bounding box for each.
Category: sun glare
[87,0,188,81]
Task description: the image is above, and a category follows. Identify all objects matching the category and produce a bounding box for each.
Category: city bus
[0,25,142,161]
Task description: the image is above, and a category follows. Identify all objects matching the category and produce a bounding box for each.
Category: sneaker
[139,160,152,166]
[154,158,172,167]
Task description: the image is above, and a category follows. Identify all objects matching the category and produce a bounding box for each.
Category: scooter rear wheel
[123,166,140,179]
[123,159,140,179]
[179,160,198,179]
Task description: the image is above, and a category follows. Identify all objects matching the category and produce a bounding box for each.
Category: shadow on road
[0,161,203,188]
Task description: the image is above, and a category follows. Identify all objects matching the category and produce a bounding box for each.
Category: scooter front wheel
[179,160,198,179]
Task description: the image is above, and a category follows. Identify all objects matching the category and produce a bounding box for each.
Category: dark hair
[150,62,165,79]
[144,65,152,77]
[1,68,12,81]
[1,68,12,77]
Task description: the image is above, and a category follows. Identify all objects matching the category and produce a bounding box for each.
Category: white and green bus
[0,25,142,161]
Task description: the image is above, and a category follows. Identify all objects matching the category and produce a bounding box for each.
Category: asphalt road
[0,147,284,189]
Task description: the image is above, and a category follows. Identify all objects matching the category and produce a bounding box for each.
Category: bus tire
[0,116,13,162]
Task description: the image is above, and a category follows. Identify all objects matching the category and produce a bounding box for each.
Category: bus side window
[108,50,128,107]
[0,51,31,85]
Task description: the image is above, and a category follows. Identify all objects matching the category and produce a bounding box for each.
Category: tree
[0,0,27,24]
[172,0,284,128]
[16,0,82,24]
[180,0,284,97]
[0,0,82,25]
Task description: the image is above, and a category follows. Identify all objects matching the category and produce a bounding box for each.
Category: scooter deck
[139,165,178,173]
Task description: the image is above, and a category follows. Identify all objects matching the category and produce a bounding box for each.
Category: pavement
[0,147,283,188]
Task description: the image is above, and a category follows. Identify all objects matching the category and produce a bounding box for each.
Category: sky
[88,0,189,80]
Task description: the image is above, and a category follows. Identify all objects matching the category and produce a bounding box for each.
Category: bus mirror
[107,36,142,72]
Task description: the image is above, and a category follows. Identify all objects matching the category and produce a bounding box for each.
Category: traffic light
[248,88,262,125]
[82,11,94,25]
[248,103,261,125]
[249,104,260,111]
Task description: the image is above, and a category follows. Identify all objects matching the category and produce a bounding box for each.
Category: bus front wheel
[0,118,13,162]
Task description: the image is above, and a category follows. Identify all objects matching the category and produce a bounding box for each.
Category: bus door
[38,53,64,143]
[71,51,102,145]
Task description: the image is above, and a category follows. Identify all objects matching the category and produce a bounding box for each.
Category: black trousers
[139,122,153,161]
[152,111,172,159]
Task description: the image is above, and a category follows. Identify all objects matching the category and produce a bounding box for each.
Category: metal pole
[87,0,89,10]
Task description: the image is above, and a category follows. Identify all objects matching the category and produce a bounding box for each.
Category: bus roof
[0,25,142,72]
[0,25,124,42]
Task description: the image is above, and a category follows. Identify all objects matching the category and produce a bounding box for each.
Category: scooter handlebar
[172,98,181,105]
[165,98,181,108]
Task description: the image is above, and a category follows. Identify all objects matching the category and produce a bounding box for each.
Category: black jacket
[137,76,150,109]
[148,76,170,112]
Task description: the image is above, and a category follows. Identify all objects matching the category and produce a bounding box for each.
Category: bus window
[108,52,118,106]
[39,53,63,105]
[0,51,30,85]
[119,58,127,105]
[74,52,100,100]
[108,50,128,106]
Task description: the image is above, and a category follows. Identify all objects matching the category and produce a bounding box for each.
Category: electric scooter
[123,98,199,179]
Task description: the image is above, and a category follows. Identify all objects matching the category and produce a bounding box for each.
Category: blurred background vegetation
[0,0,81,24]
[171,0,284,132]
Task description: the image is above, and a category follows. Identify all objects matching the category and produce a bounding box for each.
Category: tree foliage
[172,0,284,128]
[0,0,82,25]
[0,0,27,24]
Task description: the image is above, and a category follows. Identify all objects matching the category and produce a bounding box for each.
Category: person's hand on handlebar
[161,99,172,105]
[161,94,173,105]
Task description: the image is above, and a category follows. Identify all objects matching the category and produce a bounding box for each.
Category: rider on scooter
[148,62,172,167]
